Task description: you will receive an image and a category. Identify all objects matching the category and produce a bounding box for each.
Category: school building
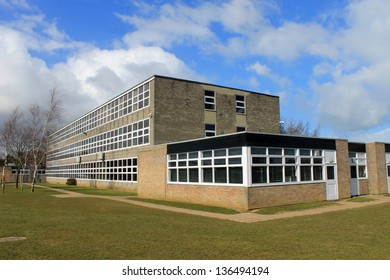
[46,75,390,210]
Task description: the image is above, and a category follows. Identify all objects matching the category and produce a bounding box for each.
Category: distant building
[45,75,390,210]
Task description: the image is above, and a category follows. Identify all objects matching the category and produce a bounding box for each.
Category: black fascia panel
[348,142,366,153]
[167,133,337,154]
[385,144,390,153]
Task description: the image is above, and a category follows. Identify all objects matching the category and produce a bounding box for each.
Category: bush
[66,178,77,186]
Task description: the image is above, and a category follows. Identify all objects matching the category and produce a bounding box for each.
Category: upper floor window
[204,90,215,110]
[205,124,216,137]
[236,95,245,114]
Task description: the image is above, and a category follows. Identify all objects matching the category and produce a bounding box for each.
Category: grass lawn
[1,185,390,260]
[37,182,137,196]
[256,201,338,215]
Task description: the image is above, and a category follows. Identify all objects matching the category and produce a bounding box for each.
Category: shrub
[66,178,77,186]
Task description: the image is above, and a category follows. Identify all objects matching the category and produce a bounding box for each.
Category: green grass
[1,185,390,259]
[37,182,137,196]
[346,196,376,203]
[256,201,338,215]
[130,197,239,214]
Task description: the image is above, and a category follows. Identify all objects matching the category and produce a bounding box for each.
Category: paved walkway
[37,185,390,223]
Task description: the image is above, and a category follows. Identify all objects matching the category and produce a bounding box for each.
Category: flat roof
[167,132,339,154]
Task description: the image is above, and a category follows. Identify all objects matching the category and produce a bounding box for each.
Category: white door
[326,165,338,200]
[350,164,359,196]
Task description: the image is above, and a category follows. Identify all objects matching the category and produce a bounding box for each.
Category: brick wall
[153,76,281,145]
[165,184,248,210]
[336,140,351,198]
[366,142,388,194]
[137,144,168,199]
[248,183,326,209]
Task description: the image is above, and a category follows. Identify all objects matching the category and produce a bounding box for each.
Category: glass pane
[300,166,312,181]
[170,169,177,182]
[285,157,296,164]
[228,158,242,165]
[270,157,282,164]
[214,158,226,165]
[228,148,242,156]
[387,166,390,177]
[358,166,366,178]
[269,148,282,155]
[203,168,213,183]
[327,166,335,180]
[251,147,266,155]
[300,149,311,156]
[229,167,243,184]
[313,158,323,164]
[269,166,283,183]
[202,159,212,166]
[285,166,297,182]
[202,151,212,158]
[313,166,323,180]
[284,148,295,156]
[189,168,199,183]
[215,168,227,183]
[188,160,198,166]
[301,158,311,164]
[179,169,187,182]
[188,152,198,159]
[350,166,357,178]
[214,149,226,157]
[252,157,266,164]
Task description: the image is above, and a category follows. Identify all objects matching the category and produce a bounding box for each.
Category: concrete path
[37,185,390,223]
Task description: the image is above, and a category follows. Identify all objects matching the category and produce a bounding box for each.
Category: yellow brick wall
[165,184,248,210]
[366,142,388,194]
[248,183,326,209]
[137,144,168,199]
[336,140,351,199]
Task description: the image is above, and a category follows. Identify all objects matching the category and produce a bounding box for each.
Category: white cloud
[0,9,201,125]
[248,61,289,87]
[313,0,390,135]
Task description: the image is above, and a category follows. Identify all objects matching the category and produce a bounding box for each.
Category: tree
[0,87,62,193]
[0,108,31,191]
[280,119,320,137]
[28,87,62,192]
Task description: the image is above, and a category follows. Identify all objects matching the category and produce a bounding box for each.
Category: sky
[0,0,390,143]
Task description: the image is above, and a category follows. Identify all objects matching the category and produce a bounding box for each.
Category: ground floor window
[168,147,244,185]
[46,157,138,182]
[168,146,336,187]
[349,152,367,178]
[251,147,331,185]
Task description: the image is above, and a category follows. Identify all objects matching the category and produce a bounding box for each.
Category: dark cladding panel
[385,144,390,153]
[167,132,337,154]
[348,142,366,153]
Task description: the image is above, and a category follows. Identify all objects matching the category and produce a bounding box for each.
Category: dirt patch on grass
[0,237,26,243]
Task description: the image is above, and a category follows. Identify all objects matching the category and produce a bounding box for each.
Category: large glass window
[46,157,138,182]
[251,147,328,185]
[168,147,244,185]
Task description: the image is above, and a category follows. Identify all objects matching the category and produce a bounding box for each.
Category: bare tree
[0,108,32,191]
[280,119,320,137]
[28,87,62,192]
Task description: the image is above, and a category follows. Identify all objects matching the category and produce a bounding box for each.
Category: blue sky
[1,0,389,142]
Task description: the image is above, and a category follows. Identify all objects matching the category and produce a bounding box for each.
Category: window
[236,95,245,114]
[204,90,215,110]
[237,126,246,132]
[349,152,367,178]
[205,124,216,137]
[251,147,328,185]
[46,157,138,182]
[168,148,244,185]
